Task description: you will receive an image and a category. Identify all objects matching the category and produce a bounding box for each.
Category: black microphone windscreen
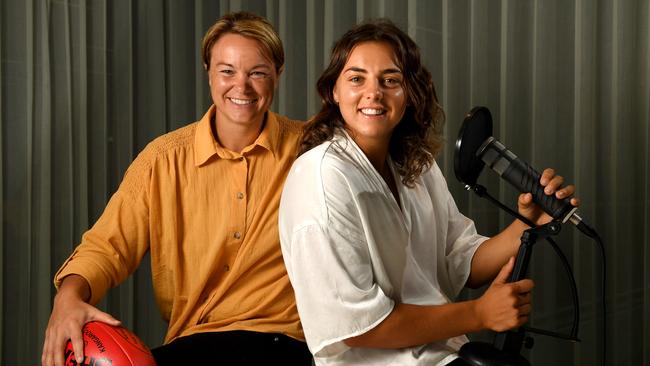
[454,106,493,187]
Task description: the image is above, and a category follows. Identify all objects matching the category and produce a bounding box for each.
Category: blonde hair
[201,12,284,74]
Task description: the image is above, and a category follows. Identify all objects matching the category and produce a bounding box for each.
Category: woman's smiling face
[207,33,278,130]
[333,41,407,151]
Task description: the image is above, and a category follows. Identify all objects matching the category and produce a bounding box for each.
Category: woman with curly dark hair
[279,19,578,366]
[298,20,444,187]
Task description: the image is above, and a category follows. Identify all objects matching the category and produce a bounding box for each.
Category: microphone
[454,106,596,237]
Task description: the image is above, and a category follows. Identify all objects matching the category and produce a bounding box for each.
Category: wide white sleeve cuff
[286,223,395,358]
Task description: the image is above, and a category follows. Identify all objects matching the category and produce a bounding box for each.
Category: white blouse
[279,132,488,366]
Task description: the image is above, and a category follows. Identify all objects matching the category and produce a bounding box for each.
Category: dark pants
[151,330,313,365]
[447,357,472,365]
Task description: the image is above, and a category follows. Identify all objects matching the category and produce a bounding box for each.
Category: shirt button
[224,264,230,272]
[234,231,242,239]
[236,192,244,199]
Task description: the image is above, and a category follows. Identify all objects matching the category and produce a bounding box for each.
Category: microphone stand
[459,184,578,366]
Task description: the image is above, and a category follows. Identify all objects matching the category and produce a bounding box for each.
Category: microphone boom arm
[468,184,580,341]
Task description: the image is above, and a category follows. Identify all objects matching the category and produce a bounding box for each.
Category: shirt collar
[194,105,279,166]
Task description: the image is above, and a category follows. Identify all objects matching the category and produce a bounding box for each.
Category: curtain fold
[1,0,648,364]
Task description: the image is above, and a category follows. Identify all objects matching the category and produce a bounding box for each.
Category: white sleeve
[286,223,394,357]
[424,162,487,298]
[443,190,488,297]
[279,147,394,358]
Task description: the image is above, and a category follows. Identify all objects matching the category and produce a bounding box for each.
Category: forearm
[466,219,529,288]
[344,301,482,349]
[56,274,92,304]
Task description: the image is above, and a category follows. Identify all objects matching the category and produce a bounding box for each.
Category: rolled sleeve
[54,153,151,305]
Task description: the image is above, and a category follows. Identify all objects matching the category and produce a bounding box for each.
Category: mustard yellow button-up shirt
[55,106,304,343]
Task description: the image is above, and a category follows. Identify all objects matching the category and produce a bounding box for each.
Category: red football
[64,321,156,366]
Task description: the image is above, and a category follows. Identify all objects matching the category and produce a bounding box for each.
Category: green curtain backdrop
[2,0,649,365]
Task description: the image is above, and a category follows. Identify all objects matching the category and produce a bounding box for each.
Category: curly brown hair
[299,19,444,187]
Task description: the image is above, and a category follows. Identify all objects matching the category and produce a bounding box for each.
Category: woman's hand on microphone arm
[474,257,534,332]
[517,168,580,226]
